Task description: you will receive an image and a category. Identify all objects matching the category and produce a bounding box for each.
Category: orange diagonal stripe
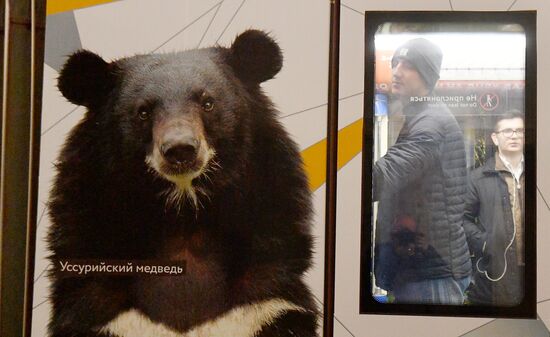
[301,118,363,191]
[47,0,118,15]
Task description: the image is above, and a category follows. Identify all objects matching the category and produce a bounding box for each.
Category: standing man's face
[391,59,429,100]
[491,117,525,156]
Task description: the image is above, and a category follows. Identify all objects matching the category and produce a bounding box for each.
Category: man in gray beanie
[373,38,472,304]
[391,38,442,96]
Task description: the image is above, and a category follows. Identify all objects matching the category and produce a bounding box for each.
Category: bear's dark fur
[47,30,318,337]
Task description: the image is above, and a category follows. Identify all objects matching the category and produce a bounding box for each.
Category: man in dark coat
[464,111,525,306]
[373,38,471,304]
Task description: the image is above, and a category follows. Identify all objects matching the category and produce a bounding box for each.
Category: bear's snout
[161,138,198,167]
[151,115,208,176]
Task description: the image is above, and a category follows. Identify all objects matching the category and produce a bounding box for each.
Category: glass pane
[371,22,526,306]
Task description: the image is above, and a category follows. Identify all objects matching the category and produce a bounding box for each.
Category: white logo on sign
[479,93,499,112]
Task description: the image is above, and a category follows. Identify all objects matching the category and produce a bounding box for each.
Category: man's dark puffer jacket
[463,155,524,305]
[374,101,472,287]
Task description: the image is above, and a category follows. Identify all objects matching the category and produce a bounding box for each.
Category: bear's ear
[58,50,117,108]
[228,30,282,84]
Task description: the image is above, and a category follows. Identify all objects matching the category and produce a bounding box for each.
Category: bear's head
[57,30,283,209]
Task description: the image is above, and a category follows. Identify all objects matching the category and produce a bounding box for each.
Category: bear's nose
[161,140,198,166]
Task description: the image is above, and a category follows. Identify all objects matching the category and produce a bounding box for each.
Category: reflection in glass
[370,23,526,306]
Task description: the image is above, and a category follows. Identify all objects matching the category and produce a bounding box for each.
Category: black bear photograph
[47,29,318,337]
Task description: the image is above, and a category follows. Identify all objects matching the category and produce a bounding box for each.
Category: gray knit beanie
[391,38,443,91]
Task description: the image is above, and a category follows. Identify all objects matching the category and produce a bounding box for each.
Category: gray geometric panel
[45,11,82,72]
[543,314,550,335]
[462,316,550,337]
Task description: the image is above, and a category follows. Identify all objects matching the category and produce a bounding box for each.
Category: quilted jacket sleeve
[373,113,443,200]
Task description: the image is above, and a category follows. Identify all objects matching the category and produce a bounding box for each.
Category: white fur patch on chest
[98,298,306,337]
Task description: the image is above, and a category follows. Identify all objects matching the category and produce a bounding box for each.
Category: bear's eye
[138,110,150,121]
[201,98,214,112]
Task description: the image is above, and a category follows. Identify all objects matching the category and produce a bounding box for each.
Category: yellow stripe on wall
[302,118,364,191]
[47,0,118,15]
